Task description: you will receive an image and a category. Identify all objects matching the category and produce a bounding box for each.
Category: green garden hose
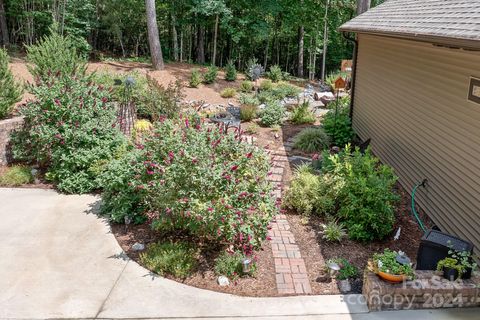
[411,179,428,233]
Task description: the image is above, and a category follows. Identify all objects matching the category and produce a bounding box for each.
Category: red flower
[101,97,108,103]
[230,165,238,171]
[185,118,189,128]
[312,153,320,160]
[246,152,253,159]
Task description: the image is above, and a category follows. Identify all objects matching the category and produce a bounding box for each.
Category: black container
[443,267,459,281]
[416,230,473,271]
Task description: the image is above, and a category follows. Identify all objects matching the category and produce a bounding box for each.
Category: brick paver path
[266,140,312,295]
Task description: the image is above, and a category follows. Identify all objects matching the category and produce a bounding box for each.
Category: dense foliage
[290,102,316,125]
[26,28,86,82]
[285,146,399,241]
[260,100,286,127]
[373,249,414,278]
[101,118,277,255]
[293,127,330,152]
[11,74,125,194]
[0,48,22,119]
[322,100,355,146]
[0,165,33,186]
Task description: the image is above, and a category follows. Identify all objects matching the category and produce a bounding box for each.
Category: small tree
[0,48,22,119]
[26,26,86,82]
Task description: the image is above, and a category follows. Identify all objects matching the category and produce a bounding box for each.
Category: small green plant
[437,257,463,279]
[373,249,414,278]
[220,87,237,98]
[259,100,285,127]
[0,49,22,119]
[140,78,184,120]
[245,123,260,134]
[293,127,330,153]
[240,104,258,121]
[245,58,264,81]
[321,219,347,242]
[203,66,218,84]
[259,79,273,91]
[26,26,86,82]
[190,68,202,88]
[238,93,259,106]
[328,258,358,280]
[271,81,301,99]
[290,102,316,124]
[267,65,283,82]
[0,166,34,186]
[447,241,477,273]
[214,251,244,279]
[140,241,197,278]
[240,80,254,93]
[322,103,355,146]
[224,60,237,81]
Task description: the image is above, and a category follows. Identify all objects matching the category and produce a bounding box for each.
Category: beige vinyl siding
[353,34,480,253]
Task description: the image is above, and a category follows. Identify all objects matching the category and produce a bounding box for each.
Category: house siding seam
[353,34,480,254]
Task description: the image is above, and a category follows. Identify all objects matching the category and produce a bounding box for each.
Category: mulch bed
[111,223,278,297]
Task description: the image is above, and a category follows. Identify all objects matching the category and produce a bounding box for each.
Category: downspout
[342,32,358,121]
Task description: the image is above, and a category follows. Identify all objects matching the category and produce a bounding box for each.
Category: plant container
[442,267,459,281]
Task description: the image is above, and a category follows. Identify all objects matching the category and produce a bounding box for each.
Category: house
[339,0,480,253]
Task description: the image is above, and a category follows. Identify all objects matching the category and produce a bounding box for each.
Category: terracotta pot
[377,271,408,283]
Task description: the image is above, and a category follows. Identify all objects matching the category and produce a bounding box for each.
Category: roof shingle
[339,0,480,43]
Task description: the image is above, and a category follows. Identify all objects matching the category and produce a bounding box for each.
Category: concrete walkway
[0,188,478,319]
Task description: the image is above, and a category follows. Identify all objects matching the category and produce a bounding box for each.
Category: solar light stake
[242,258,252,274]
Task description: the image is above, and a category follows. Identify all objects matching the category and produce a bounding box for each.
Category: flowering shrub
[101,118,277,255]
[0,48,22,119]
[11,74,125,193]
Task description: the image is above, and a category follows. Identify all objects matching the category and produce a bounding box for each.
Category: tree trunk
[171,12,179,61]
[263,39,269,70]
[357,0,371,15]
[179,29,183,62]
[197,25,205,64]
[145,0,164,70]
[0,0,9,45]
[212,14,219,65]
[297,26,304,78]
[321,0,330,82]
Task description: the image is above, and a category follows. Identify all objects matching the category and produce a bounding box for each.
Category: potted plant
[445,243,477,280]
[370,249,414,283]
[327,258,358,293]
[437,257,463,280]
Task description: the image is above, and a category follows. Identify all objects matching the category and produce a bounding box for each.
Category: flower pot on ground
[443,267,460,281]
[445,243,477,280]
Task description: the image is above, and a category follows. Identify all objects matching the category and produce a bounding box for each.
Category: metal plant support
[117,77,137,136]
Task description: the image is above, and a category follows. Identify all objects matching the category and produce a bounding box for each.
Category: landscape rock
[339,279,352,293]
[131,242,145,251]
[217,276,230,286]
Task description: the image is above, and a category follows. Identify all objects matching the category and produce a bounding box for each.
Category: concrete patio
[0,187,478,319]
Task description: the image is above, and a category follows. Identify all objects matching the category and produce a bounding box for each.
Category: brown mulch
[111,223,278,297]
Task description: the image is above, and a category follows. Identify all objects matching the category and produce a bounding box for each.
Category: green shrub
[240,104,258,121]
[259,79,273,91]
[322,147,399,241]
[140,241,197,278]
[240,80,254,93]
[203,66,218,84]
[245,123,260,134]
[224,60,237,81]
[0,49,22,119]
[257,90,276,104]
[259,100,285,127]
[214,251,244,278]
[26,27,86,82]
[284,164,335,216]
[293,127,330,153]
[139,78,184,120]
[238,93,259,106]
[92,71,148,114]
[322,103,355,146]
[290,102,316,124]
[11,74,126,194]
[267,65,283,82]
[286,147,399,242]
[271,81,301,99]
[101,118,276,255]
[327,258,358,280]
[220,87,237,98]
[190,68,202,88]
[320,220,347,242]
[0,166,33,186]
